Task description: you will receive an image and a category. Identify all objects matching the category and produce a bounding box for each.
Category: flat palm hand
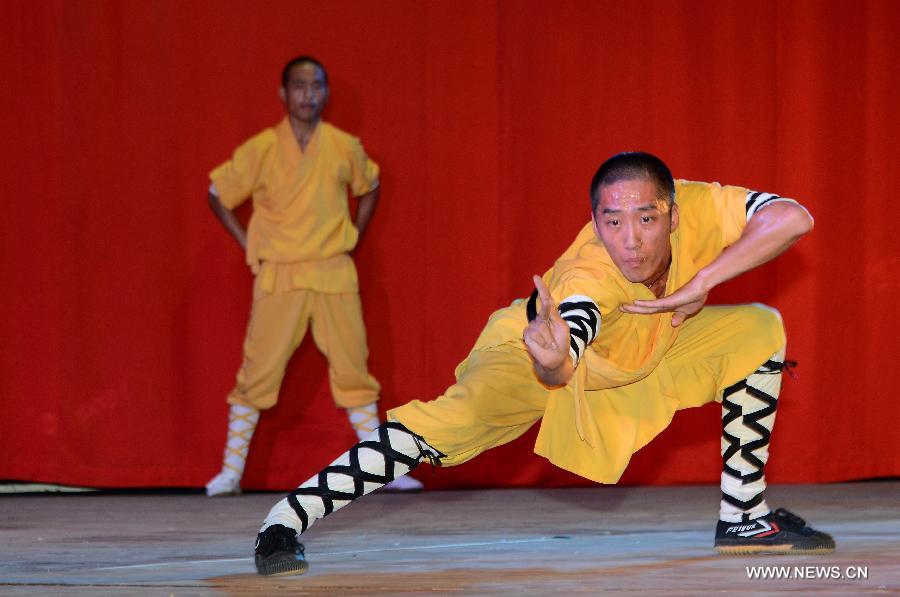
[620,276,709,327]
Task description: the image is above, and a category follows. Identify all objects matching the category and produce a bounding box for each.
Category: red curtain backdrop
[1,0,897,490]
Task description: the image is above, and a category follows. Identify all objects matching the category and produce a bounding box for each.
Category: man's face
[279,62,328,123]
[591,178,678,285]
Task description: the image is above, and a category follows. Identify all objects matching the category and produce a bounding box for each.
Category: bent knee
[749,302,783,324]
[746,303,786,354]
[747,303,784,331]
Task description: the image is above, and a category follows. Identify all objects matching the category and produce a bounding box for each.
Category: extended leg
[254,421,442,576]
[253,344,549,576]
[346,403,424,491]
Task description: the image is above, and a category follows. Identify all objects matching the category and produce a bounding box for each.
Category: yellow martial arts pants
[390,303,785,483]
[227,275,380,410]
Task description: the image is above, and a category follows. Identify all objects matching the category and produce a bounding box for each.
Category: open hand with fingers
[523,276,573,385]
[619,275,709,327]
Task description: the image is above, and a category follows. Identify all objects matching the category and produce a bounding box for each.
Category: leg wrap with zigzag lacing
[261,421,444,534]
[720,350,786,523]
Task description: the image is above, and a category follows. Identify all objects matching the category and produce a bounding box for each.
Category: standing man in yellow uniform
[205,56,421,497]
[249,152,834,576]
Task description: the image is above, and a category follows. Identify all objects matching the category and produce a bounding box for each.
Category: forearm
[207,191,247,250]
[354,187,380,239]
[694,202,813,292]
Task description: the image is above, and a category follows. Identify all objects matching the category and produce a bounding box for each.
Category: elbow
[363,186,380,204]
[794,205,815,237]
[783,203,814,239]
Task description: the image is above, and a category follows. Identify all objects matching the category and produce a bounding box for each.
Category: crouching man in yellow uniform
[251,151,834,576]
[205,55,422,497]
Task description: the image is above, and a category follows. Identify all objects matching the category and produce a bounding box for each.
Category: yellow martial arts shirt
[210,118,379,293]
[469,180,768,482]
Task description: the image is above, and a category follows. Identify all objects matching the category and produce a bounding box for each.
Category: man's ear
[278,87,286,103]
[669,203,679,233]
[591,210,601,238]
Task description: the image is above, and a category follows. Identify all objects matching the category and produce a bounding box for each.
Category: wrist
[694,268,717,294]
[536,359,564,376]
[535,356,572,386]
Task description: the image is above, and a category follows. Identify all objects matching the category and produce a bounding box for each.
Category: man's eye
[642,216,653,223]
[608,220,619,227]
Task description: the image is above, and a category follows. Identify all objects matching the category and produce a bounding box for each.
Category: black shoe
[254,524,309,576]
[715,508,835,555]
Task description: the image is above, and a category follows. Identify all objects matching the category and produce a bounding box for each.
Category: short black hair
[590,152,675,214]
[281,55,328,88]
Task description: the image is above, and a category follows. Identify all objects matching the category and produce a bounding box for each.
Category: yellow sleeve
[347,137,380,197]
[547,265,625,328]
[208,130,275,210]
[675,180,749,248]
[716,184,751,247]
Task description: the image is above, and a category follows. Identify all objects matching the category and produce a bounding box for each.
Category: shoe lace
[758,359,799,379]
[773,508,806,528]
[782,360,799,380]
[260,527,304,557]
[279,534,304,556]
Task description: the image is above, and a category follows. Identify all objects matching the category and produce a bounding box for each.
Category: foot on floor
[715,508,835,555]
[255,524,309,576]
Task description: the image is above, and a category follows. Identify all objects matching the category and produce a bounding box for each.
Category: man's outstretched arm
[621,200,814,326]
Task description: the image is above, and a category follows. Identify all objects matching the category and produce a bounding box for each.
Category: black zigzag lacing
[287,422,443,532]
[558,299,601,362]
[720,363,781,513]
[757,359,799,377]
[756,359,784,374]
[526,290,601,363]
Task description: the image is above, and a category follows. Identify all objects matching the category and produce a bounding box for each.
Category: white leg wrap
[719,349,784,523]
[261,422,441,534]
[206,404,259,497]
[346,403,380,441]
[221,404,259,477]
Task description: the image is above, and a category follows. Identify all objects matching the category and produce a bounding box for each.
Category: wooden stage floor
[1,482,897,595]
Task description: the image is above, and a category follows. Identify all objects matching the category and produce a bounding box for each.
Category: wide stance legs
[251,305,834,575]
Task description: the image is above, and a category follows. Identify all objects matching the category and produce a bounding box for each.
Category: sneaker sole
[206,488,242,497]
[256,559,309,577]
[716,544,835,555]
